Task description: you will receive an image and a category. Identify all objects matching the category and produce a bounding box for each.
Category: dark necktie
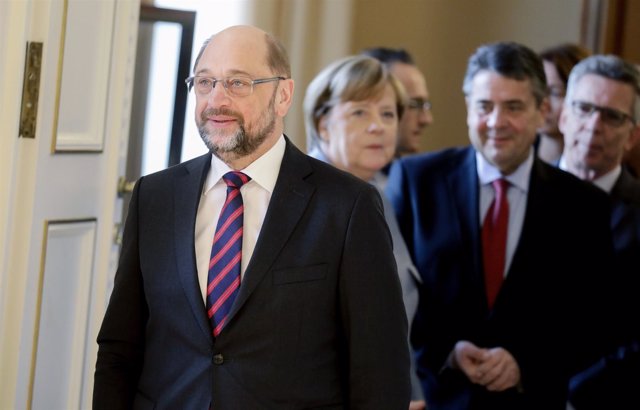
[206,171,251,336]
[482,178,509,309]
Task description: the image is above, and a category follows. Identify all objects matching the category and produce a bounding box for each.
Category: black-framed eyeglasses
[185,75,286,98]
[407,98,432,112]
[571,100,636,127]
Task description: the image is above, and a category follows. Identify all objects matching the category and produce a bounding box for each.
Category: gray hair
[462,41,548,106]
[192,31,291,78]
[565,54,640,122]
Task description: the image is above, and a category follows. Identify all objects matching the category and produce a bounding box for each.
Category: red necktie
[206,171,250,336]
[482,178,509,309]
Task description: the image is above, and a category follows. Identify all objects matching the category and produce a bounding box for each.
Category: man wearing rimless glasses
[94,25,410,409]
[558,54,640,410]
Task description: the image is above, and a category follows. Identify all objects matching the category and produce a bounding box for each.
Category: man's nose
[206,81,230,105]
[419,109,434,127]
[486,108,507,128]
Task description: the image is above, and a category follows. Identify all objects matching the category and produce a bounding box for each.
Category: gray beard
[198,91,277,161]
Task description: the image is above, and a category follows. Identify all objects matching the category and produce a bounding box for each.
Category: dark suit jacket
[610,168,640,281]
[93,138,411,409]
[569,167,640,410]
[386,146,614,410]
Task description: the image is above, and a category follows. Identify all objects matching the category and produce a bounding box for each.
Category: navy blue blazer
[93,138,411,409]
[386,146,614,410]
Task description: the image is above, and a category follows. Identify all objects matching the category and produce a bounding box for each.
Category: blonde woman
[304,55,426,410]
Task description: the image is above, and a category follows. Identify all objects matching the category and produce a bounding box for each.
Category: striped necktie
[206,171,250,336]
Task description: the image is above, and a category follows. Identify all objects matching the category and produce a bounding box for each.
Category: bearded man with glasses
[93,25,410,410]
[558,54,640,410]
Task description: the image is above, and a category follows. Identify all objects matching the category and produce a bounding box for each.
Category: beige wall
[290,0,584,152]
[250,0,354,151]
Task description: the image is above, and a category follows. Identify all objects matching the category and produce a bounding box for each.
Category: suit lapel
[611,197,628,236]
[508,157,548,280]
[447,148,484,288]
[226,139,314,324]
[609,169,640,251]
[611,169,635,231]
[173,153,214,341]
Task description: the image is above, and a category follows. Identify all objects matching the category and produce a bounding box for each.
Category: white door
[0,0,140,408]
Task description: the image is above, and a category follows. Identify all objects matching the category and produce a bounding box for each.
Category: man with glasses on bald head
[93,25,410,410]
[558,54,640,410]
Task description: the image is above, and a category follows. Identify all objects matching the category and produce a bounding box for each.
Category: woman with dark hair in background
[537,43,591,164]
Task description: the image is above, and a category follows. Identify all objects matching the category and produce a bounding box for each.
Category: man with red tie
[93,25,410,409]
[386,42,614,410]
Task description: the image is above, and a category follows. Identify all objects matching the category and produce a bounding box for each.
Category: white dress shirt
[195,135,286,302]
[476,149,533,277]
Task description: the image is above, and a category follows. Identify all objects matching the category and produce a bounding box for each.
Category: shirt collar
[592,165,622,193]
[476,148,533,193]
[203,135,286,194]
[559,155,621,193]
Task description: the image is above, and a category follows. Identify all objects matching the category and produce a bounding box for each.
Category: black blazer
[610,168,640,274]
[93,138,411,409]
[386,146,614,410]
[569,167,640,410]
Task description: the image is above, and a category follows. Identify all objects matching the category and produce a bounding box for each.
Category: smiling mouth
[202,107,242,125]
[489,136,510,143]
[210,116,236,122]
[206,117,238,128]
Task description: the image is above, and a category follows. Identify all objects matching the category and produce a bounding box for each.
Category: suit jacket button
[213,354,224,365]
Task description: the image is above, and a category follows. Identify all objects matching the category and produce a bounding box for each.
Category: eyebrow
[475,98,526,104]
[194,68,254,77]
[347,101,395,109]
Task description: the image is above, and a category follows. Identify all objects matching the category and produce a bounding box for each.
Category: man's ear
[537,97,551,128]
[625,123,640,152]
[558,103,569,135]
[275,79,294,117]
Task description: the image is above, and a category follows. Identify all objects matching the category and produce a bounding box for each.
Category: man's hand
[409,399,427,410]
[449,341,521,392]
[450,340,489,382]
[474,347,521,391]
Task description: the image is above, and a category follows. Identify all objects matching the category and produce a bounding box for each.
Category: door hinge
[19,41,43,139]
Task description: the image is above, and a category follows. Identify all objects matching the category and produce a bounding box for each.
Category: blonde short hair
[303,55,406,150]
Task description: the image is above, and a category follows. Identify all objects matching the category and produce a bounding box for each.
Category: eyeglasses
[185,75,286,98]
[407,98,432,112]
[571,100,635,127]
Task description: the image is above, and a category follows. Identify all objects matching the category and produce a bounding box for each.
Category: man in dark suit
[93,25,410,409]
[386,42,614,410]
[556,54,640,410]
